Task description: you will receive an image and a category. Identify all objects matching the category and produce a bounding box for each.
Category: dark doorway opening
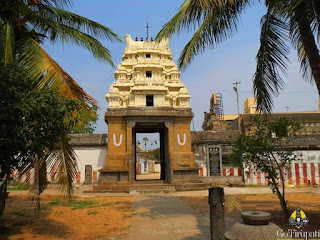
[146,95,154,106]
[134,125,166,181]
[207,146,221,176]
[146,71,152,78]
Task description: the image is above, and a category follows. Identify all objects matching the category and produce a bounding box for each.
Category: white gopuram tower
[100,34,197,185]
[106,34,191,109]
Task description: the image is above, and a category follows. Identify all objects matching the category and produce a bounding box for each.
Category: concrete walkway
[128,195,210,240]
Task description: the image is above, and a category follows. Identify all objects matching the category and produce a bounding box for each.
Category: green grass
[88,210,98,215]
[7,182,29,191]
[49,198,63,205]
[48,198,107,210]
[41,206,49,210]
[64,200,99,210]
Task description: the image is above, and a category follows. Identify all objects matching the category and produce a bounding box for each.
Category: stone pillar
[209,187,225,240]
[127,121,136,182]
[166,119,198,181]
[165,121,174,182]
[100,117,129,182]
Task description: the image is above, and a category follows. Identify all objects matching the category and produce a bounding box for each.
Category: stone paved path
[128,195,211,240]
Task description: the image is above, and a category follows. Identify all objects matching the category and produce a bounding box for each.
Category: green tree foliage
[0,0,120,215]
[152,148,160,162]
[0,66,82,215]
[69,105,98,134]
[0,0,120,119]
[142,137,149,150]
[231,116,301,216]
[156,0,320,113]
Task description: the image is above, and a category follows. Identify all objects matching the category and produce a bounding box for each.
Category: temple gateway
[100,34,198,183]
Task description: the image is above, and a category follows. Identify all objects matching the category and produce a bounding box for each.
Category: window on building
[146,95,154,106]
[146,53,151,58]
[146,71,152,78]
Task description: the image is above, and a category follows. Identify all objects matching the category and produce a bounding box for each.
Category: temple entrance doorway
[134,125,167,181]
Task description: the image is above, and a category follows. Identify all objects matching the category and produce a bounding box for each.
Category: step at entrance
[129,183,176,194]
[88,181,176,194]
[174,182,211,191]
[84,179,220,194]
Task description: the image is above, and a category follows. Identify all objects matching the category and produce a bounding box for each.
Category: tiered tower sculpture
[101,34,198,183]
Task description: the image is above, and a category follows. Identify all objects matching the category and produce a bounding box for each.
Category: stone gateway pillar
[99,34,198,183]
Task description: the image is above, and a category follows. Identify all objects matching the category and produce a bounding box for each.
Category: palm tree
[0,0,120,108]
[0,0,120,214]
[142,137,149,151]
[156,0,320,113]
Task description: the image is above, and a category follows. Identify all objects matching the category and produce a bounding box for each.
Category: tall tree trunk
[297,16,320,95]
[271,176,289,217]
[270,153,286,207]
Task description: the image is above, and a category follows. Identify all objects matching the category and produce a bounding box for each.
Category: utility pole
[233,81,241,131]
[285,106,290,113]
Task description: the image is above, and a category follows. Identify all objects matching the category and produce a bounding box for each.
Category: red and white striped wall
[12,165,100,185]
[222,166,242,177]
[199,150,320,186]
[12,148,106,185]
[243,151,320,186]
[199,166,242,177]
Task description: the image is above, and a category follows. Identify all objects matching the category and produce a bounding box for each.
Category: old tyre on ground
[241,211,271,225]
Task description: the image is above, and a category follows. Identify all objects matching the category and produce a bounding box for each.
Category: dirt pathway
[128,195,210,240]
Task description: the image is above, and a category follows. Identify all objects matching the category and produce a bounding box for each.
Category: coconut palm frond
[31,4,120,43]
[17,38,97,106]
[178,0,246,70]
[296,39,313,82]
[66,102,98,132]
[198,0,244,9]
[29,156,49,196]
[30,18,115,66]
[0,22,15,65]
[253,11,290,113]
[156,0,209,42]
[56,132,78,198]
[286,0,320,43]
[305,0,320,44]
[0,20,5,65]
[156,0,249,42]
[289,1,319,84]
[16,132,78,202]
[30,156,48,213]
[25,0,73,8]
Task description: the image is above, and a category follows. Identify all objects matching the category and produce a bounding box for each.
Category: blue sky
[43,0,319,133]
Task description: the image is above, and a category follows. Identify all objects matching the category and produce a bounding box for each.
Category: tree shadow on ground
[0,195,71,240]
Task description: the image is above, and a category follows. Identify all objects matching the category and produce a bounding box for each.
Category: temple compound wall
[192,132,320,186]
[68,134,320,185]
[12,133,320,185]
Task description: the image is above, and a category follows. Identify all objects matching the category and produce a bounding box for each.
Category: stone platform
[84,177,242,194]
